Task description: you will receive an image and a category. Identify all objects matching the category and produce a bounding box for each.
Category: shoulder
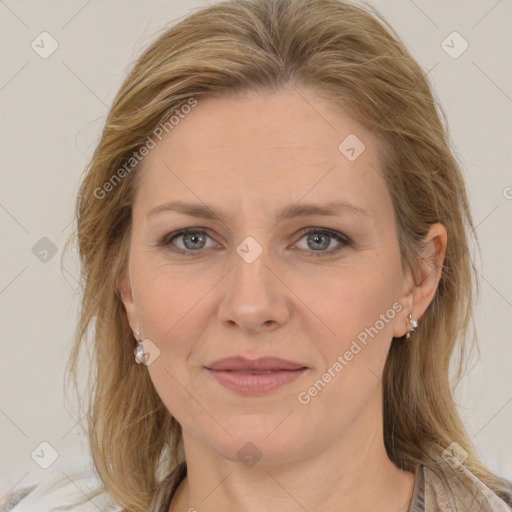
[0,458,121,512]
[422,464,512,512]
[0,487,36,512]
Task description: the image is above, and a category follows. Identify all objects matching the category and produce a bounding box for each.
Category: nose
[216,240,291,335]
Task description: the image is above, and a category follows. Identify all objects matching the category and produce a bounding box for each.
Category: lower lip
[206,368,307,395]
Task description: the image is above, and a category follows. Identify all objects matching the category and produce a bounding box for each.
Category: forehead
[134,88,390,223]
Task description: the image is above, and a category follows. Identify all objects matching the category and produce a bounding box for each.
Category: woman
[3,0,511,510]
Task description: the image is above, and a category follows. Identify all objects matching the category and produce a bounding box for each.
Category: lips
[204,356,308,395]
[205,356,307,372]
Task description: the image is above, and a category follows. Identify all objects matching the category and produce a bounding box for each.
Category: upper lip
[205,356,307,371]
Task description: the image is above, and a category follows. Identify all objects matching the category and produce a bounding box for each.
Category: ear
[393,223,448,338]
[118,271,139,335]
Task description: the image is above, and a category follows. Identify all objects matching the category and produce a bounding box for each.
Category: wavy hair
[65,0,511,509]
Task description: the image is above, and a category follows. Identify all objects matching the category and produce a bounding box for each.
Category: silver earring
[134,330,145,364]
[405,314,418,340]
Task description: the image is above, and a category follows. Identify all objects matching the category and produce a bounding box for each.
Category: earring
[134,330,145,364]
[405,314,418,340]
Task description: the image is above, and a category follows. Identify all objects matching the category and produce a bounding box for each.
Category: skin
[119,86,447,512]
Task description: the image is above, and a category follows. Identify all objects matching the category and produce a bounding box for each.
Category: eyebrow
[147,200,370,224]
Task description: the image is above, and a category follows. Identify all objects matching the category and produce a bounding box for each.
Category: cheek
[321,262,400,336]
[302,268,400,428]
[312,259,402,395]
[132,265,209,419]
[135,270,207,352]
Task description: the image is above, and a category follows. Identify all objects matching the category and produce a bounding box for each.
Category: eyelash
[159,227,351,257]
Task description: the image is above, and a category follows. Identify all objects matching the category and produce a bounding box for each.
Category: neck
[169,394,416,512]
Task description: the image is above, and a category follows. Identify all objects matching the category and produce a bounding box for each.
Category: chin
[204,417,311,467]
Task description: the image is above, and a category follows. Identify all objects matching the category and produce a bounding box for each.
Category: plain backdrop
[1,0,511,498]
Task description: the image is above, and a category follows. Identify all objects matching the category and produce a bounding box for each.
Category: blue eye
[160,228,215,254]
[160,227,350,257]
[296,227,350,256]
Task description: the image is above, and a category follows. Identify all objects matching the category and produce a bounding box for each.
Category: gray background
[1,0,511,498]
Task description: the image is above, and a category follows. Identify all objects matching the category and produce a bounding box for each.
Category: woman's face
[120,87,415,464]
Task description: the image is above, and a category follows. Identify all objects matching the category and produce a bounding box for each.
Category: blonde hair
[65,0,512,509]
